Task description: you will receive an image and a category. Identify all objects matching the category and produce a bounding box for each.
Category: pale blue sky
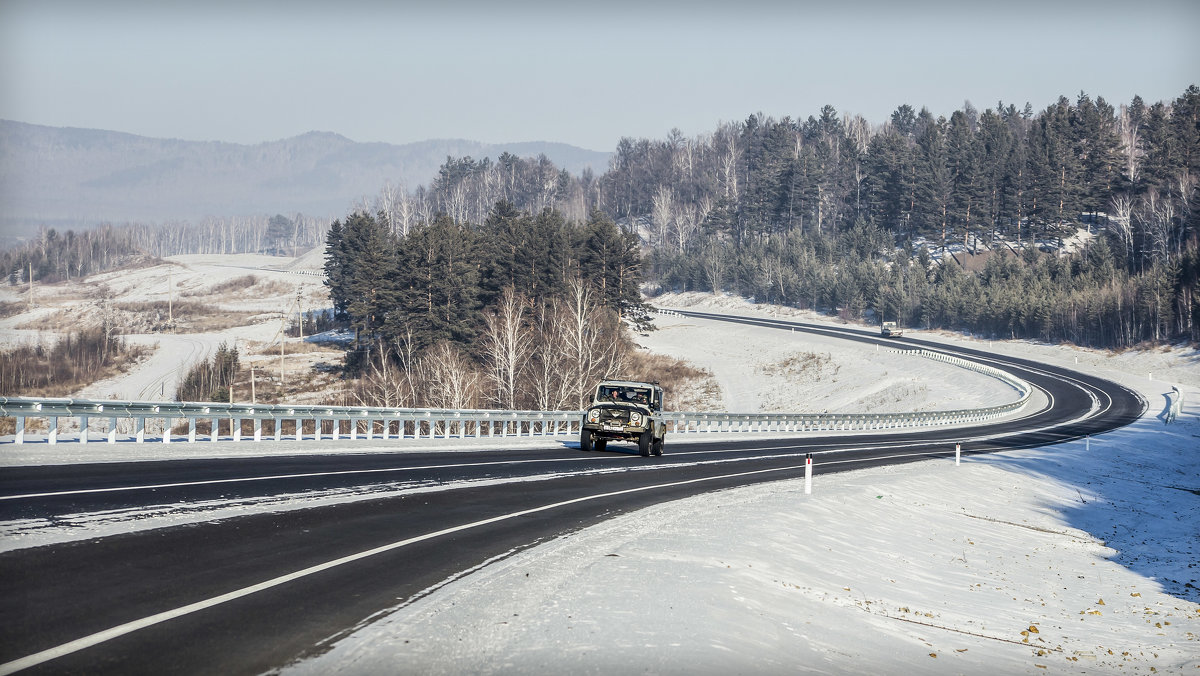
[2,0,1197,152]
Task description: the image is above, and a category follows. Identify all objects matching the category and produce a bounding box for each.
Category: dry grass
[622,350,721,411]
[0,301,25,319]
[250,340,342,357]
[182,275,294,300]
[760,351,839,380]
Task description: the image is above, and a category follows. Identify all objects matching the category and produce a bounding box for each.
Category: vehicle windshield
[597,385,651,406]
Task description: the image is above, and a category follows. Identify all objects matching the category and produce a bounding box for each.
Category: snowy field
[0,250,331,401]
[3,258,1198,673]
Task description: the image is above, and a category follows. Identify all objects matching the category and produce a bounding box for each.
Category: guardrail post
[254,418,262,442]
[295,419,302,441]
[136,417,146,444]
[273,420,281,442]
[162,419,171,444]
[109,418,118,444]
[233,418,242,442]
[332,419,340,440]
[188,418,196,443]
[210,419,219,442]
[349,419,358,440]
[47,417,58,444]
[79,416,89,444]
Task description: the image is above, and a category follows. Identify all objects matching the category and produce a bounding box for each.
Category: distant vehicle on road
[881,321,904,338]
[580,380,666,457]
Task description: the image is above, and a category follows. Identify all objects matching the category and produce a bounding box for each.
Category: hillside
[0,120,611,236]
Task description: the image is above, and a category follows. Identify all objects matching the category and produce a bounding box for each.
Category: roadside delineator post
[955,442,961,466]
[804,453,813,494]
[1086,435,1090,451]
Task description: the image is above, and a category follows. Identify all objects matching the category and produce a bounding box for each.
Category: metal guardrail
[0,398,582,445]
[0,341,1033,445]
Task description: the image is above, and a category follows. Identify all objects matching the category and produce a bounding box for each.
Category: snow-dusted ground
[3,270,1198,673]
[639,308,1020,414]
[279,294,1199,675]
[0,252,332,400]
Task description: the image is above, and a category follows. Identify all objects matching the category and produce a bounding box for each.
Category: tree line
[2,214,330,286]
[323,203,647,409]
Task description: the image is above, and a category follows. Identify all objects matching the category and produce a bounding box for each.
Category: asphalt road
[0,312,1146,675]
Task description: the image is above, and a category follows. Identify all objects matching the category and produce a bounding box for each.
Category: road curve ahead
[0,311,1145,675]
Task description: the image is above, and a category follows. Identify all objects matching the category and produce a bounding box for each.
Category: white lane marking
[0,439,940,501]
[0,457,824,675]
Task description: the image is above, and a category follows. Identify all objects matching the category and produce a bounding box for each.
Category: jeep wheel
[638,431,652,457]
[580,429,594,452]
[652,437,664,456]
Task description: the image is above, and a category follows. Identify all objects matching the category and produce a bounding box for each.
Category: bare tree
[354,340,411,408]
[1117,104,1142,189]
[557,277,624,408]
[528,301,573,411]
[1138,191,1174,262]
[651,185,675,248]
[1110,194,1134,265]
[481,287,532,409]
[701,241,726,293]
[716,123,741,201]
[423,341,480,410]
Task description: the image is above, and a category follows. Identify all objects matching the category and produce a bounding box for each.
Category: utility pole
[279,305,287,389]
[297,286,304,343]
[251,364,256,404]
[230,339,236,405]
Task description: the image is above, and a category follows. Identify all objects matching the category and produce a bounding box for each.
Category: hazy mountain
[0,120,612,238]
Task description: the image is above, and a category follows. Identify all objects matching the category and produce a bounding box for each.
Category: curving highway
[0,311,1146,675]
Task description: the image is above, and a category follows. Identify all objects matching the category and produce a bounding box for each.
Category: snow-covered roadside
[283,422,1200,675]
[638,309,1021,414]
[277,295,1199,675]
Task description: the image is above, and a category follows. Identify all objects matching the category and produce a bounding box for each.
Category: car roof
[598,380,658,389]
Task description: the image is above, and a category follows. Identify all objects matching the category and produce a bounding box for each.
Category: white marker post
[955,443,961,466]
[1086,435,1090,451]
[804,453,813,494]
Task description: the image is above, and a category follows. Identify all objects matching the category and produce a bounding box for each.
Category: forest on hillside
[371,87,1198,349]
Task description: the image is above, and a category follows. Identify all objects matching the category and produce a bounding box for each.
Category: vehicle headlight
[587,409,600,422]
[629,412,642,425]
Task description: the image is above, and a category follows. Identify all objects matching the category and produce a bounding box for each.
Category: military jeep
[580,380,666,457]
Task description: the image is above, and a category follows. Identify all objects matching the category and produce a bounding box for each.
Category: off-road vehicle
[580,380,666,457]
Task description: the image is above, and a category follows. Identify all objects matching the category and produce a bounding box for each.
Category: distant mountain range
[0,120,612,239]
